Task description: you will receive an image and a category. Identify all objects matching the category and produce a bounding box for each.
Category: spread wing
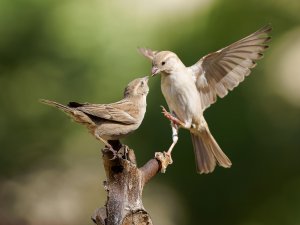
[73,99,137,125]
[138,48,158,61]
[189,25,272,111]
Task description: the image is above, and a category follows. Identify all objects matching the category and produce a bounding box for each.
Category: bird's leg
[166,123,178,160]
[155,110,178,173]
[155,125,176,173]
[98,136,113,149]
[95,134,118,160]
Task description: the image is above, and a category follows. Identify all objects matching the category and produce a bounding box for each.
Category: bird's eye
[140,81,145,86]
[161,61,166,65]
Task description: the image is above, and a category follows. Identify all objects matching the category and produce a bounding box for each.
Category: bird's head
[124,76,149,98]
[151,51,184,76]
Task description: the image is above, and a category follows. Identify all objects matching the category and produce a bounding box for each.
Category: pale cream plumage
[139,25,272,174]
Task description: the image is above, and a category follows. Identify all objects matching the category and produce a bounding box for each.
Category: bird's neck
[126,94,147,106]
[162,66,186,77]
[162,62,186,76]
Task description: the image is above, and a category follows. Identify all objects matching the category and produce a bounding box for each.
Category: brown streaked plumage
[139,25,272,174]
[40,76,149,149]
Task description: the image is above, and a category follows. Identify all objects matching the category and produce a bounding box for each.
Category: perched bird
[139,25,272,174]
[40,76,149,152]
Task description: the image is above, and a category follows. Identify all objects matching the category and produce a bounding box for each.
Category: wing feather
[138,48,158,61]
[73,99,137,124]
[189,24,272,110]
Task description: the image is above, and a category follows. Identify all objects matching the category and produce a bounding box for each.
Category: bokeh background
[1,0,300,224]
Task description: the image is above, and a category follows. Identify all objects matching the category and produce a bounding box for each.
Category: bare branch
[92,144,171,225]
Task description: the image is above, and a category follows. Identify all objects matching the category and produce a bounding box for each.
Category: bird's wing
[75,99,137,125]
[189,25,272,111]
[138,48,158,60]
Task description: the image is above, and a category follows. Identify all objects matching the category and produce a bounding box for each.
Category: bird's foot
[107,144,130,160]
[155,151,173,173]
[161,106,185,127]
[119,144,129,160]
[102,145,118,160]
[107,146,119,160]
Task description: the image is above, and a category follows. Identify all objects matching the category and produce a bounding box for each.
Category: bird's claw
[120,145,129,160]
[108,147,119,160]
[107,145,130,160]
[161,106,184,127]
[155,151,173,173]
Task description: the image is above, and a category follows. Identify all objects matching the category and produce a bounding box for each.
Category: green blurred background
[1,0,300,224]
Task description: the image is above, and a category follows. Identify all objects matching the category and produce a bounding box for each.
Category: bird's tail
[39,99,95,125]
[190,121,232,174]
[40,99,74,114]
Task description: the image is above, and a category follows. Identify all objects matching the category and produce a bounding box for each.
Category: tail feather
[39,99,95,125]
[191,126,232,174]
[191,133,216,173]
[40,99,73,113]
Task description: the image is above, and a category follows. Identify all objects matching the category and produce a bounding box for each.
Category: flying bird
[139,25,272,174]
[40,76,149,153]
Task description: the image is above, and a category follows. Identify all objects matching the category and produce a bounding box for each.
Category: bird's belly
[161,75,201,123]
[95,122,139,140]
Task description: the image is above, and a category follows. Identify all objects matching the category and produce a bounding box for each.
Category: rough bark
[92,140,171,225]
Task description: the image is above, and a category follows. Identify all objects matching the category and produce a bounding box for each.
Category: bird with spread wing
[139,25,272,174]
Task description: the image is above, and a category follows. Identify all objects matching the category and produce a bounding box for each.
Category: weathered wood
[92,143,172,225]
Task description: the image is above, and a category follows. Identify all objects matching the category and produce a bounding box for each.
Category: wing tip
[137,47,146,54]
[39,98,54,106]
[137,47,157,60]
[259,24,273,33]
[39,98,47,104]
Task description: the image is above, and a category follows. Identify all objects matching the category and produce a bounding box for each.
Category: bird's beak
[143,75,149,83]
[151,66,160,76]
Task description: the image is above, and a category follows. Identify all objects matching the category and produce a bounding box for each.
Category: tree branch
[92,141,172,225]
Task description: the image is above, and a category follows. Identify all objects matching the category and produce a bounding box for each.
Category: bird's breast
[161,72,202,122]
